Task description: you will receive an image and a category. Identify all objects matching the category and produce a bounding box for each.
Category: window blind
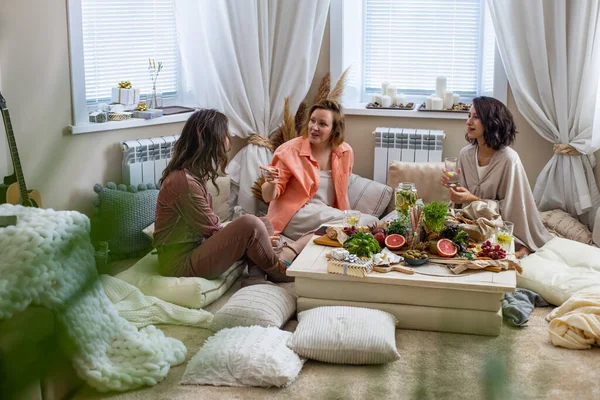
[81,0,179,104]
[364,0,490,97]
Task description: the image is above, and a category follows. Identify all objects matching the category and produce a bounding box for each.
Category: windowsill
[69,111,194,135]
[343,103,469,120]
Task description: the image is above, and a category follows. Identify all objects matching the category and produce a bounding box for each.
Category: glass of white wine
[343,210,361,228]
[495,221,514,252]
[444,157,460,187]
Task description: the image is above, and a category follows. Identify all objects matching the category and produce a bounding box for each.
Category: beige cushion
[208,176,231,221]
[541,209,592,245]
[115,250,243,309]
[348,173,393,217]
[297,297,503,336]
[518,237,600,306]
[287,306,400,364]
[211,285,297,331]
[386,161,448,214]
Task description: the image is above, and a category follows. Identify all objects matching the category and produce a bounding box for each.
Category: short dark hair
[467,96,516,150]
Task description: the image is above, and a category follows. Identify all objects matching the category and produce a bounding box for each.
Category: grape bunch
[477,241,506,260]
[343,226,358,236]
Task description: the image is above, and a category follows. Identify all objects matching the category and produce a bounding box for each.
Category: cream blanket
[0,205,186,392]
[546,290,600,350]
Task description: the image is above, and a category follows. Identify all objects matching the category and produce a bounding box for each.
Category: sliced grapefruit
[436,238,458,258]
[385,234,406,250]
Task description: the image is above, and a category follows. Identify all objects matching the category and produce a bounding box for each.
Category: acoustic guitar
[0,91,42,207]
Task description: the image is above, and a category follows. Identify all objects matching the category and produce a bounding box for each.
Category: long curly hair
[300,99,346,148]
[160,109,230,192]
[467,96,516,150]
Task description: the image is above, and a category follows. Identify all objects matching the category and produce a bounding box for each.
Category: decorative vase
[146,86,163,109]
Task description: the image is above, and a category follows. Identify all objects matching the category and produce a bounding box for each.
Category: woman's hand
[260,165,279,184]
[440,167,461,187]
[448,186,478,204]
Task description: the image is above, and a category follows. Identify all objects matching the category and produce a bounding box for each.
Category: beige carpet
[73,279,600,400]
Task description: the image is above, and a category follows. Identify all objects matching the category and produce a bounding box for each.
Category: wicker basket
[327,258,373,278]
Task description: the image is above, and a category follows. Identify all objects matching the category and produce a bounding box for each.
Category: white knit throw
[0,204,186,392]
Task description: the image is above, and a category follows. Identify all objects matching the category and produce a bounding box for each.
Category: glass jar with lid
[395,182,418,216]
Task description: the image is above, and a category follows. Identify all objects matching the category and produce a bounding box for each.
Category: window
[330,0,506,108]
[68,0,181,127]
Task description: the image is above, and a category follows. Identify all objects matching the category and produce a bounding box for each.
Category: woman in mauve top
[153,109,292,283]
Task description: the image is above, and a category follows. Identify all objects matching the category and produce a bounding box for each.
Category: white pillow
[211,285,296,332]
[287,306,400,365]
[181,326,304,388]
[142,222,155,240]
[116,250,243,309]
[347,174,393,217]
[518,237,600,306]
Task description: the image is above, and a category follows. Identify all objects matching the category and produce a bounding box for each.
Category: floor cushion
[181,326,304,388]
[115,250,244,309]
[517,237,600,306]
[386,161,448,214]
[541,209,593,245]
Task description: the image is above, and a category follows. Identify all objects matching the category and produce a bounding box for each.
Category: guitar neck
[1,107,29,199]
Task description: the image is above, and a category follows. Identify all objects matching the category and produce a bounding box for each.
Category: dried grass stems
[251,175,266,203]
[410,206,424,250]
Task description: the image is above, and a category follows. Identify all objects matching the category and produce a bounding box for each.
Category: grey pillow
[348,174,393,218]
[91,182,159,259]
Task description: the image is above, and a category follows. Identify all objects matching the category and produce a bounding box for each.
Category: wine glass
[444,157,460,187]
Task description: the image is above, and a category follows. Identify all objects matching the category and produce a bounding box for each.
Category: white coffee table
[287,235,516,336]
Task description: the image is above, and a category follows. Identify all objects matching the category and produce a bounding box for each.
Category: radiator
[121,135,180,185]
[373,128,445,184]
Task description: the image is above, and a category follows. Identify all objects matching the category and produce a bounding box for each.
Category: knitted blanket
[0,204,186,392]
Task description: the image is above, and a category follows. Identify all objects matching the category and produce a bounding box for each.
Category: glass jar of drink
[495,221,514,252]
[395,182,417,216]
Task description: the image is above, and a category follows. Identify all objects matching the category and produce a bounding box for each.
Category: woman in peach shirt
[261,99,378,264]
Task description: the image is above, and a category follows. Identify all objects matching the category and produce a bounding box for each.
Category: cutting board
[313,235,343,247]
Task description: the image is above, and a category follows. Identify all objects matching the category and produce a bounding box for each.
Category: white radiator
[373,127,445,184]
[121,135,180,185]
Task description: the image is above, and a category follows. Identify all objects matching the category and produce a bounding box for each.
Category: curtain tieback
[247,133,274,151]
[553,144,580,156]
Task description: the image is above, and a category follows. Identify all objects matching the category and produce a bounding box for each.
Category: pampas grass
[327,67,349,102]
[313,72,331,104]
[281,97,296,142]
[252,175,266,203]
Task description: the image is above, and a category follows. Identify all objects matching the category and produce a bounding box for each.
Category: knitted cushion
[92,182,159,259]
[540,209,593,245]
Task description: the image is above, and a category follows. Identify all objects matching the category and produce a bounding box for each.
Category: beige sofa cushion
[348,173,394,217]
[540,209,593,245]
[386,161,448,213]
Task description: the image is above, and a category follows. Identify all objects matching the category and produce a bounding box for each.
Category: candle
[453,93,461,105]
[374,94,382,104]
[432,96,443,110]
[381,81,389,96]
[386,85,396,97]
[397,93,407,106]
[435,76,447,99]
[381,95,392,108]
[425,95,434,110]
[443,90,454,109]
[371,94,378,103]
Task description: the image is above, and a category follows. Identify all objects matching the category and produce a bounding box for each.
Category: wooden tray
[157,105,196,115]
[417,103,470,113]
[366,102,416,110]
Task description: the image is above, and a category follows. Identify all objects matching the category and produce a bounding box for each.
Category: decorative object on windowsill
[108,111,132,121]
[159,105,195,115]
[146,58,163,109]
[111,81,140,110]
[418,102,471,113]
[89,110,108,123]
[131,108,164,120]
[136,102,148,111]
[366,101,415,110]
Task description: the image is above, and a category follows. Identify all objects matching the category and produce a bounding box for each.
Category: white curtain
[174,0,329,214]
[487,0,600,229]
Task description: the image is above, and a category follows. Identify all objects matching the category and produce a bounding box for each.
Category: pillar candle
[381,95,392,108]
[374,94,382,104]
[386,85,396,97]
[381,82,390,96]
[432,96,443,110]
[371,94,378,103]
[425,95,434,110]
[443,90,454,109]
[435,76,447,99]
[397,93,407,106]
[453,93,460,105]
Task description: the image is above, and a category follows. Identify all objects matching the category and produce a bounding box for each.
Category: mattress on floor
[297,297,503,336]
[115,250,245,309]
[295,277,503,312]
